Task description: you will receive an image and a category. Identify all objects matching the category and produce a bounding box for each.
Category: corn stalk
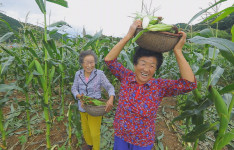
[67,103,72,149]
[59,64,65,115]
[0,109,6,149]
[35,0,68,148]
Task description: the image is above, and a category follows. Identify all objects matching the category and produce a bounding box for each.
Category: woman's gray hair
[79,50,98,64]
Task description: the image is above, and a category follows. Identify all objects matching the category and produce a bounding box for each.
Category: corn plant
[1,29,39,136]
[0,55,22,149]
[172,1,234,149]
[0,83,22,149]
[69,103,82,149]
[209,86,234,149]
[35,0,68,149]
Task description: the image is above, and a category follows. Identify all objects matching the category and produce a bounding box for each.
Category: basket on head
[134,28,182,53]
[83,99,106,116]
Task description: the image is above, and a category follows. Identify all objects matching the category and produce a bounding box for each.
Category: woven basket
[134,28,182,53]
[83,99,106,116]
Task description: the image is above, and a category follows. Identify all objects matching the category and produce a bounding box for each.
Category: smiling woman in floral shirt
[104,20,197,150]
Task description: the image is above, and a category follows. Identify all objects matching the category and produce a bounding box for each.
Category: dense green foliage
[0,1,233,150]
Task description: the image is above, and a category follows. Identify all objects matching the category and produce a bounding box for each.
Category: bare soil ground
[1,91,218,150]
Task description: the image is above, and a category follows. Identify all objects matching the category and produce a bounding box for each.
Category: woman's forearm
[174,51,195,82]
[173,31,195,83]
[109,95,114,101]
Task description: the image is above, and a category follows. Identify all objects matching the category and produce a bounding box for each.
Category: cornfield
[0,0,233,150]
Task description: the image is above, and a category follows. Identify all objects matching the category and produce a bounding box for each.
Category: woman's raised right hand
[126,19,142,39]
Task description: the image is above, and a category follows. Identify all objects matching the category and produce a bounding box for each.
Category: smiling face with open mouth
[134,56,157,85]
[82,55,96,74]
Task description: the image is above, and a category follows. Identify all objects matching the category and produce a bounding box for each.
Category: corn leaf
[189,36,234,65]
[212,6,234,24]
[48,21,69,27]
[35,0,46,13]
[25,29,39,49]
[0,18,13,32]
[132,29,148,43]
[182,122,217,142]
[120,51,134,71]
[49,29,58,36]
[28,60,35,71]
[62,45,79,56]
[210,66,224,86]
[232,25,234,42]
[24,46,40,59]
[202,6,234,24]
[0,83,23,93]
[218,114,229,136]
[59,63,64,72]
[216,128,234,150]
[208,48,219,59]
[199,28,214,38]
[43,40,55,59]
[228,95,234,119]
[49,66,55,83]
[187,0,227,25]
[0,46,21,63]
[0,56,14,76]
[36,75,46,91]
[26,72,34,86]
[47,0,68,8]
[0,32,14,43]
[47,39,61,59]
[173,99,213,122]
[219,83,234,95]
[83,30,102,50]
[35,60,44,75]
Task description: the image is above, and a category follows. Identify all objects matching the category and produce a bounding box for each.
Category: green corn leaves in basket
[81,95,106,106]
[132,13,179,43]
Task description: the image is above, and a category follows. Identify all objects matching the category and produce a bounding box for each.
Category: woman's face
[134,56,157,85]
[82,55,95,74]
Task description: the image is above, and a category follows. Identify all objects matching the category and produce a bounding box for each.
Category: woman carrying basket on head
[104,20,197,149]
[71,50,115,150]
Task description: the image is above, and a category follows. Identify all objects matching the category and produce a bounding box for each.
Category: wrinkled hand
[126,19,142,39]
[76,93,84,99]
[173,31,186,53]
[77,94,84,108]
[105,99,114,112]
[80,100,84,109]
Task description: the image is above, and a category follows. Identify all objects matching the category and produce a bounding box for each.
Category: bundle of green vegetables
[81,95,106,106]
[132,13,178,43]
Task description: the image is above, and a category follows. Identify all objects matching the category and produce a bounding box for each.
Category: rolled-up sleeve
[100,71,115,96]
[159,77,197,97]
[71,72,80,99]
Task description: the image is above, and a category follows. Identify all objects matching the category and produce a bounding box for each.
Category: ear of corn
[209,86,228,117]
[133,14,178,43]
[147,24,174,31]
[209,86,229,137]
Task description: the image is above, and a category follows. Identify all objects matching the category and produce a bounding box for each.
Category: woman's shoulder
[75,69,83,75]
[96,69,105,74]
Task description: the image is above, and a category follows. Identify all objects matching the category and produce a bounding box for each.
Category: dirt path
[154,97,185,150]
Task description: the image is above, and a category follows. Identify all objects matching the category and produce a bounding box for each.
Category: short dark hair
[133,46,163,70]
[79,50,98,64]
